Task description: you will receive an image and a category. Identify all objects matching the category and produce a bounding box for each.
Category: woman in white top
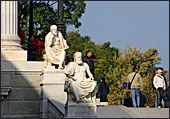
[153,69,166,109]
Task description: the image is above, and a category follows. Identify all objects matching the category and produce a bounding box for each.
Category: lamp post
[57,1,66,39]
[28,1,33,54]
[29,1,33,39]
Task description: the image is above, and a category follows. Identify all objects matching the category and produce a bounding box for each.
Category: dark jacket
[97,82,110,97]
[83,56,94,76]
[140,92,147,107]
[123,96,133,107]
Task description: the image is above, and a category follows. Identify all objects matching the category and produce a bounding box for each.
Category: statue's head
[74,52,82,64]
[50,25,57,36]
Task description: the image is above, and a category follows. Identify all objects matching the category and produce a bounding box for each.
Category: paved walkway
[97,105,169,118]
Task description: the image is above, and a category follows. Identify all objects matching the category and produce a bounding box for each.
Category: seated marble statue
[44,25,69,69]
[64,52,97,103]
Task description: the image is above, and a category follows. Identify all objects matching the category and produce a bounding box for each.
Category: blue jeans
[155,88,164,106]
[131,88,140,107]
[155,96,165,107]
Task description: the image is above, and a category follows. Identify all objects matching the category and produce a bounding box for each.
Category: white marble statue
[43,25,69,69]
[64,52,97,102]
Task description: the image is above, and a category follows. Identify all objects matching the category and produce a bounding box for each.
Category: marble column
[1,1,27,61]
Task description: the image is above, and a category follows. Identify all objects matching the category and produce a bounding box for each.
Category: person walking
[127,67,143,107]
[97,77,110,102]
[153,69,166,109]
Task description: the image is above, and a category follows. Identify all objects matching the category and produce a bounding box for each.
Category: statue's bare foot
[58,65,64,69]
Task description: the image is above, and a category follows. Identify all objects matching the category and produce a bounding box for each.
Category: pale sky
[67,1,169,71]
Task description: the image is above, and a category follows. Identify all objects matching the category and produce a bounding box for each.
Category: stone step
[1,61,44,71]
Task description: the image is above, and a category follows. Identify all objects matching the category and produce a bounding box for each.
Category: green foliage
[64,1,86,28]
[18,1,86,43]
[106,45,162,106]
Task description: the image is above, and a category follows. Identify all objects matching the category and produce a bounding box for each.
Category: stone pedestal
[41,69,67,118]
[65,101,97,118]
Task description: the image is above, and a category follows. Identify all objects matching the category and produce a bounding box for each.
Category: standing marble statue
[64,52,97,102]
[44,25,69,69]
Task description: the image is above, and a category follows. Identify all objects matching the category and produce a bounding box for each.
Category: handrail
[23,41,45,48]
[21,41,45,61]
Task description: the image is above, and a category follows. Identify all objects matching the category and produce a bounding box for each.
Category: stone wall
[1,61,44,118]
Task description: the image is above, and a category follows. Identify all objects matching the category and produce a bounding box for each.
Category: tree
[106,45,162,106]
[18,1,86,43]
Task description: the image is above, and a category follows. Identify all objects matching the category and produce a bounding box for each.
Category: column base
[1,50,27,61]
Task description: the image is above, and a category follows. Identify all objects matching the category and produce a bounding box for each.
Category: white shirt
[153,74,165,90]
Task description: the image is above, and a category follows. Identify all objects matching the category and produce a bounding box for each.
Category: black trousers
[155,88,164,106]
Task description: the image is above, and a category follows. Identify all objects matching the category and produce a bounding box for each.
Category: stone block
[43,85,66,99]
[48,100,64,118]
[42,71,66,84]
[9,101,40,114]
[1,101,10,115]
[15,71,43,75]
[47,113,55,118]
[1,75,11,87]
[1,61,16,71]
[41,71,67,118]
[1,115,24,118]
[23,88,41,101]
[15,61,44,71]
[1,71,15,75]
[6,88,23,100]
[11,75,42,88]
[66,101,97,118]
[23,115,40,118]
[49,99,65,116]
[24,75,42,87]
[1,50,27,61]
[10,75,26,87]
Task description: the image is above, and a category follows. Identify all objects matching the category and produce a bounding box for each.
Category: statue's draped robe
[45,32,66,65]
[65,62,97,101]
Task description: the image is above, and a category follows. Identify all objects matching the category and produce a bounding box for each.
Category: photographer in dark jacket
[83,50,94,77]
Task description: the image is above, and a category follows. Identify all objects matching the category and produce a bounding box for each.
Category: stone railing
[47,99,64,118]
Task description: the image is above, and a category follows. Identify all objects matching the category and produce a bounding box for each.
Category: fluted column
[1,1,27,61]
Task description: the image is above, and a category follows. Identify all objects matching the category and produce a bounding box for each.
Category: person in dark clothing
[97,77,110,102]
[83,50,94,77]
[123,92,133,107]
[139,91,147,107]
[18,26,25,46]
[27,35,36,61]
[91,54,96,78]
[164,86,169,108]
[162,75,168,108]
